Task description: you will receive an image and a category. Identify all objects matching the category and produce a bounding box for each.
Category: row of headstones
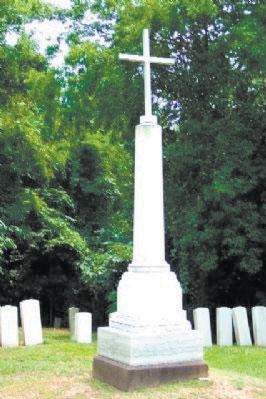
[68,307,92,344]
[0,299,43,347]
[1,302,264,348]
[0,301,92,348]
[193,306,266,347]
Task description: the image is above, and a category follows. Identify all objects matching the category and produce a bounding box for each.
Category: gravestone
[75,312,92,344]
[20,299,43,346]
[68,307,79,340]
[93,29,208,391]
[54,317,61,329]
[193,308,212,347]
[232,306,252,346]
[216,307,233,346]
[0,305,19,347]
[252,306,266,346]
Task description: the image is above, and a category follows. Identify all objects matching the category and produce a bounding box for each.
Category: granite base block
[97,326,203,366]
[93,355,208,391]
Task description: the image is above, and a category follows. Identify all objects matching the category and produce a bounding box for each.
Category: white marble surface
[232,306,252,346]
[20,299,43,346]
[252,306,266,346]
[69,307,79,340]
[96,120,204,367]
[110,271,188,330]
[98,249,203,365]
[129,123,169,272]
[98,326,203,366]
[0,305,19,347]
[216,307,233,346]
[193,308,212,347]
[75,312,92,344]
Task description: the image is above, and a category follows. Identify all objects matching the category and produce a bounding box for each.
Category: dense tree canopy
[0,0,265,324]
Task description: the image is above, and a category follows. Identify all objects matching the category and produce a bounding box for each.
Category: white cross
[119,29,175,124]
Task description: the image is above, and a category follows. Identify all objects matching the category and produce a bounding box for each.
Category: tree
[77,0,266,307]
[0,0,133,323]
[0,0,265,323]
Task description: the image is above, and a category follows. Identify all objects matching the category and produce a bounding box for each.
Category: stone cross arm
[119,53,175,66]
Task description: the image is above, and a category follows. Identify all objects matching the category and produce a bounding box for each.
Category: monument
[93,29,208,391]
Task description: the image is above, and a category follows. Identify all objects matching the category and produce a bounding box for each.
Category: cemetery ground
[0,330,265,399]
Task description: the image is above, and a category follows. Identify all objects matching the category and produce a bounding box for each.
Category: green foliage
[0,0,51,41]
[64,41,139,133]
[0,0,132,324]
[0,221,16,265]
[0,0,265,322]
[106,290,117,313]
[86,0,266,307]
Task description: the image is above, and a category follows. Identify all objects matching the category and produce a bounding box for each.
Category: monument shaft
[130,123,168,271]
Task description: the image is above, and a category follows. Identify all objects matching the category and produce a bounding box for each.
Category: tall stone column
[93,28,207,391]
[130,122,169,272]
[93,120,208,391]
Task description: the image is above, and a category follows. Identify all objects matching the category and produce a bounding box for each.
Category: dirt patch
[194,370,266,399]
[0,369,265,399]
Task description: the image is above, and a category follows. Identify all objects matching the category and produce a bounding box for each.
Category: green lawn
[205,345,266,380]
[0,329,265,399]
[0,329,96,376]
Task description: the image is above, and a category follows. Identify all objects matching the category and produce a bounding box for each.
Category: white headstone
[193,308,212,347]
[232,306,252,346]
[0,305,19,347]
[75,312,92,344]
[252,306,266,346]
[54,317,61,329]
[68,307,79,340]
[20,299,43,346]
[216,307,233,346]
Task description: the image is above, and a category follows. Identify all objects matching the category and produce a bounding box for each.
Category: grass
[205,345,266,379]
[0,329,265,399]
[0,329,96,376]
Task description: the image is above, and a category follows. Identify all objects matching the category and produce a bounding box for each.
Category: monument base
[97,326,203,366]
[93,356,208,391]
